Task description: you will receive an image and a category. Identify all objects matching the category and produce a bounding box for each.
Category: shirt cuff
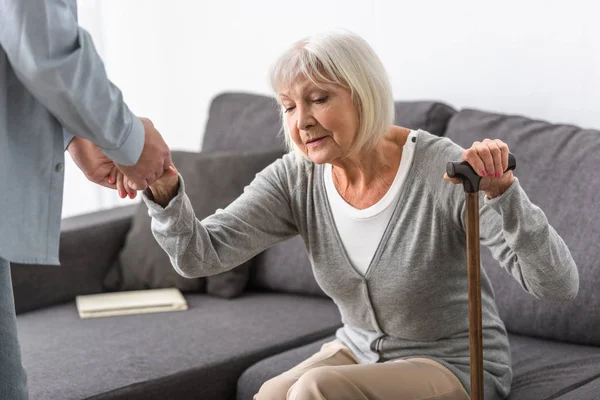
[102,116,145,166]
[63,130,75,151]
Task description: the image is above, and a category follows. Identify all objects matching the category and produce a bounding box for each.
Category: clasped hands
[67,117,180,207]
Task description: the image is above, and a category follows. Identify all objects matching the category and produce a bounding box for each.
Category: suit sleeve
[0,0,144,165]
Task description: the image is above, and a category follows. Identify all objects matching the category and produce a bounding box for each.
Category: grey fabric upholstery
[393,100,456,137]
[202,92,284,153]
[18,293,341,400]
[203,92,457,297]
[444,109,600,345]
[247,236,326,297]
[507,334,600,400]
[11,205,137,314]
[237,334,600,400]
[553,378,600,400]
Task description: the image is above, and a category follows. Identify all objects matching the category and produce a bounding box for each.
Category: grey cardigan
[143,130,578,399]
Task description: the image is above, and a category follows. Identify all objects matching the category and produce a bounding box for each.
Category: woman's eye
[284,106,296,113]
[313,97,328,104]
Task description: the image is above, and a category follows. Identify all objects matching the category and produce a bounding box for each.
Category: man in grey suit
[0,1,172,398]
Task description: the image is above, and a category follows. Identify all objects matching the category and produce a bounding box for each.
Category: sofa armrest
[11,204,137,314]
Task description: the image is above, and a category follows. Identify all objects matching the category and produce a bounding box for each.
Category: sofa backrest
[202,92,282,153]
[202,92,456,297]
[445,109,600,345]
[202,92,456,152]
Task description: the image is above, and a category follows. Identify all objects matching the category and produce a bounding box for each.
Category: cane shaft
[466,192,484,400]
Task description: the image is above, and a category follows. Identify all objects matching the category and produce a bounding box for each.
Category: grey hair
[269,30,395,161]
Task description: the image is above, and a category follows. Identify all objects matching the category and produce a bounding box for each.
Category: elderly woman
[116,31,578,400]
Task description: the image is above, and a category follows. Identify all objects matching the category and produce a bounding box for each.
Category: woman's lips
[306,137,327,147]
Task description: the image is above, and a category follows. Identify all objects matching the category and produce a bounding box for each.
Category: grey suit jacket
[0,0,144,264]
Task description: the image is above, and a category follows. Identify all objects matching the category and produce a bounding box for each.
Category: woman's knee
[254,374,298,400]
[289,366,345,399]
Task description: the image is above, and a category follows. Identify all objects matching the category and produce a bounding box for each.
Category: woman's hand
[444,138,515,199]
[148,165,180,207]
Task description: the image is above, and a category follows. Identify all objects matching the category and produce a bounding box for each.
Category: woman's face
[279,78,359,164]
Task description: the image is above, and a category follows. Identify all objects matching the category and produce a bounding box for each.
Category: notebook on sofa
[75,288,188,319]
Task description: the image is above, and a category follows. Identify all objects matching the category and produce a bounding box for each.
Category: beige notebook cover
[76,288,188,319]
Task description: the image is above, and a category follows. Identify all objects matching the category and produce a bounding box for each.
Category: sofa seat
[17,292,341,400]
[237,334,600,400]
[508,333,600,400]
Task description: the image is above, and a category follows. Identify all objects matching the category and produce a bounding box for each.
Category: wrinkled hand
[149,164,180,207]
[113,164,179,207]
[67,137,117,189]
[116,118,173,191]
[444,138,515,198]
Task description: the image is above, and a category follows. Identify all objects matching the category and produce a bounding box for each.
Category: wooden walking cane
[446,154,516,400]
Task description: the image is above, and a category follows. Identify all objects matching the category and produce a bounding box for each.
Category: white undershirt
[324,130,417,276]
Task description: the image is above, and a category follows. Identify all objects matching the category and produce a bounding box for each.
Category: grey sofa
[11,92,600,400]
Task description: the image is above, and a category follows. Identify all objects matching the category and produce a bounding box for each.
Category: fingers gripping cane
[446,154,516,400]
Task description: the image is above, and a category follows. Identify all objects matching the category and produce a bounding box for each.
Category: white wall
[64,0,600,218]
[376,1,600,127]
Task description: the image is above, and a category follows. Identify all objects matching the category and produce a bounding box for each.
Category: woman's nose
[297,106,315,130]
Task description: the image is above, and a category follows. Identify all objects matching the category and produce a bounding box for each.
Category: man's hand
[113,164,180,207]
[67,137,117,189]
[116,118,172,191]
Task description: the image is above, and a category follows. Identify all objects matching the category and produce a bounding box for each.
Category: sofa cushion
[12,204,136,315]
[202,92,283,153]
[17,293,341,400]
[104,149,284,298]
[248,236,326,297]
[444,109,600,345]
[237,333,600,400]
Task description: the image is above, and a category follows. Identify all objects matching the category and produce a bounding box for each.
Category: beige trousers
[254,341,470,400]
